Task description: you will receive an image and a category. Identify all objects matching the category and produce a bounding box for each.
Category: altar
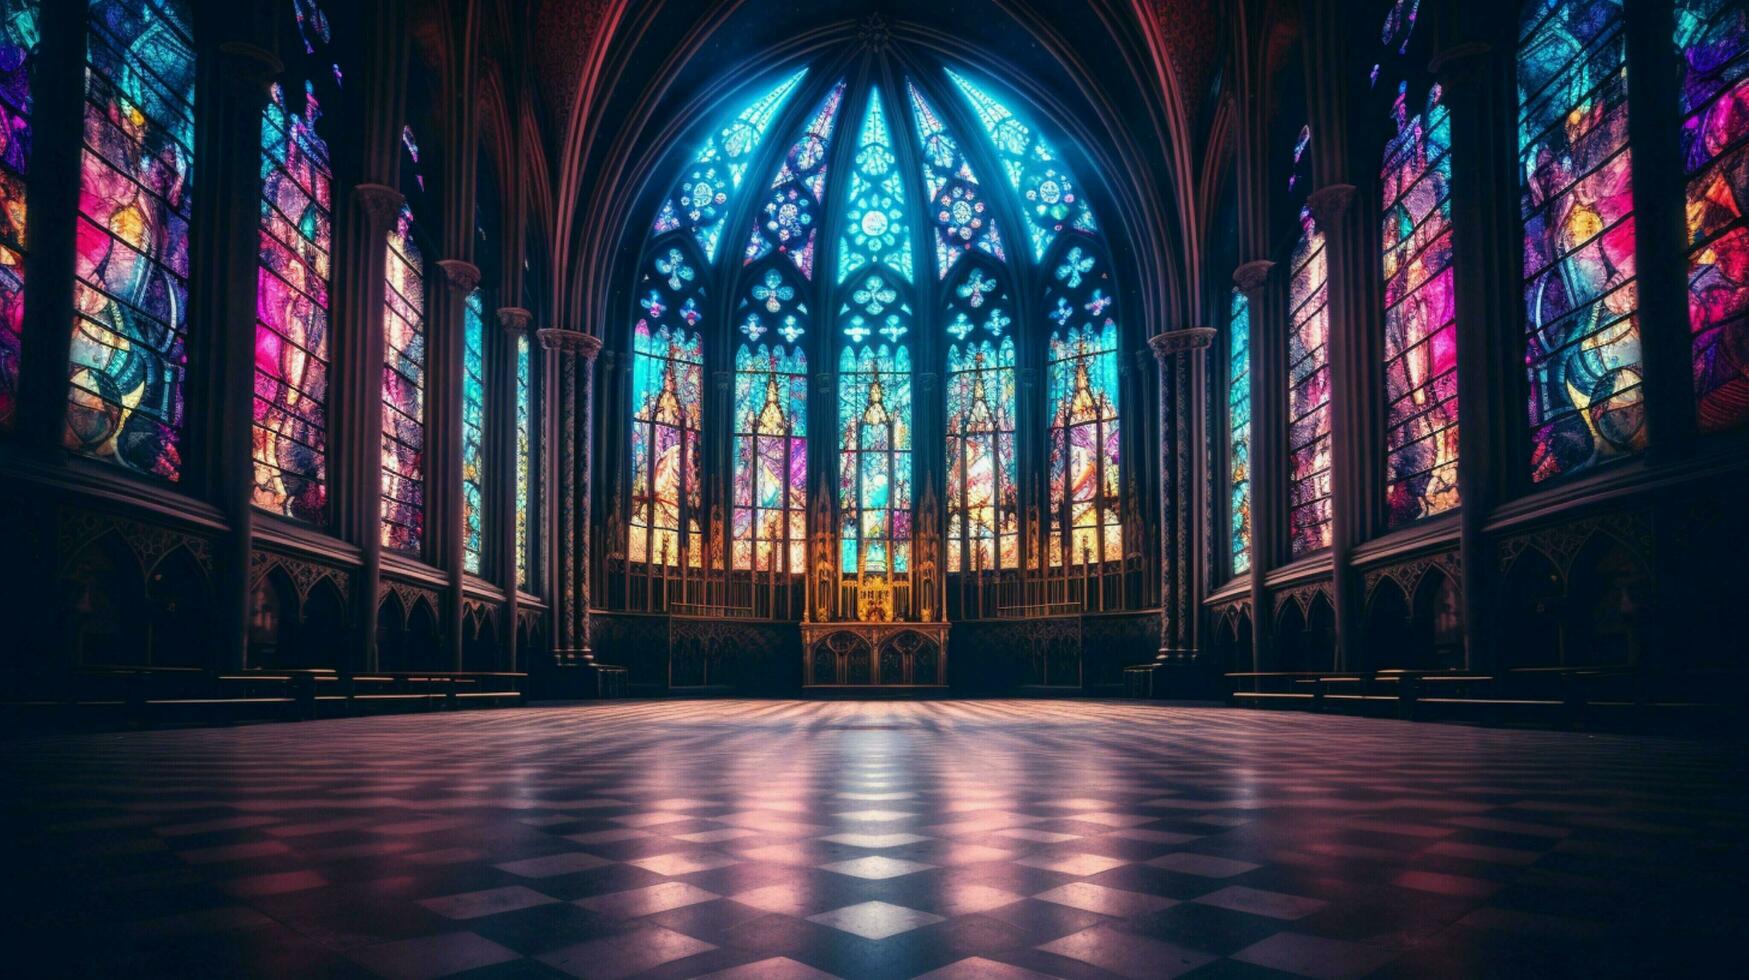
[800,621,950,687]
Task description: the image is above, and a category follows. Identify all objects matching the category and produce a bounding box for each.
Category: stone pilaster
[1305,183,1378,672]
[495,307,531,668]
[539,328,601,665]
[436,259,481,670]
[1433,38,1519,673]
[1150,327,1216,660]
[1234,260,1278,673]
[197,39,281,671]
[344,183,406,670]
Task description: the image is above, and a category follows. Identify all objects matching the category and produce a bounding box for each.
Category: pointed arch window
[1518,0,1643,481]
[253,0,342,524]
[733,345,807,573]
[0,0,39,430]
[837,88,914,575]
[1287,208,1332,556]
[1376,3,1459,526]
[380,201,427,552]
[67,0,197,479]
[1678,0,1749,432]
[515,332,531,588]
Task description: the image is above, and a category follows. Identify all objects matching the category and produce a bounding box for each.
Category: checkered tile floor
[3,701,1744,978]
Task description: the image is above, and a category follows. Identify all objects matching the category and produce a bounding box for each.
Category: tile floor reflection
[3,700,1744,978]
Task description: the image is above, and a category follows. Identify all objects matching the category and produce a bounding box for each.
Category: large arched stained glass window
[67,0,196,479]
[254,0,341,524]
[1679,0,1749,432]
[0,0,38,430]
[911,81,1016,572]
[1227,288,1252,576]
[655,68,806,263]
[730,82,842,573]
[461,289,486,574]
[1519,0,1643,481]
[948,69,1121,567]
[381,200,426,552]
[1378,5,1459,525]
[1287,206,1332,556]
[838,89,914,575]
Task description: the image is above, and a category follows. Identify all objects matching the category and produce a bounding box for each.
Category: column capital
[353,183,405,229]
[1233,260,1276,293]
[495,306,532,334]
[216,41,283,91]
[436,259,481,293]
[1149,327,1217,363]
[1429,41,1493,83]
[1305,183,1359,228]
[537,328,602,361]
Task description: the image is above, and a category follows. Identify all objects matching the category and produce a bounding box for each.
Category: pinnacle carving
[496,306,533,334]
[1150,327,1217,362]
[1233,260,1275,293]
[1305,184,1358,227]
[353,183,405,229]
[437,259,482,293]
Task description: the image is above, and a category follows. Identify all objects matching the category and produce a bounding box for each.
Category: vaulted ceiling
[523,0,1228,335]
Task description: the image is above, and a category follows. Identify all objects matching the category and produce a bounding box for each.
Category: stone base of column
[1124,658,1211,700]
[541,660,627,699]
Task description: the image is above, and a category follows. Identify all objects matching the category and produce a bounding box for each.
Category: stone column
[1433,37,1521,673]
[538,328,602,665]
[1150,327,1216,661]
[1305,183,1380,672]
[1234,260,1279,672]
[496,307,530,668]
[342,184,405,671]
[197,39,282,672]
[436,259,481,670]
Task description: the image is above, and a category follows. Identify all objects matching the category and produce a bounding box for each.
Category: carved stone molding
[216,42,283,90]
[1274,582,1330,618]
[537,328,602,361]
[378,579,441,617]
[353,183,405,228]
[1305,183,1359,227]
[1496,511,1652,579]
[1233,259,1276,293]
[1149,327,1217,362]
[59,510,215,578]
[249,550,351,607]
[1363,551,1462,601]
[496,306,533,334]
[437,259,482,293]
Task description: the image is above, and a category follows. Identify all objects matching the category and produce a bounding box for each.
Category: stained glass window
[462,289,486,574]
[839,88,911,286]
[1048,316,1121,567]
[1678,0,1749,432]
[630,321,702,568]
[654,68,806,263]
[908,81,1004,279]
[1519,0,1643,481]
[67,0,196,478]
[1287,210,1332,556]
[515,332,530,589]
[732,345,807,573]
[381,204,426,552]
[1227,289,1252,576]
[839,343,911,574]
[0,0,37,429]
[1381,82,1459,524]
[946,67,1096,261]
[253,1,341,523]
[743,81,843,282]
[947,335,1017,573]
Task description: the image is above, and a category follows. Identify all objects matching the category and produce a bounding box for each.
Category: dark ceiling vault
[524,0,1222,338]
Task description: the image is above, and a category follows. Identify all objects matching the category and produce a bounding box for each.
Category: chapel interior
[1,0,1746,976]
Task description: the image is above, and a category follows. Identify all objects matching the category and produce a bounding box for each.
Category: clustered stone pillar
[1150,326,1216,662]
[539,327,602,666]
[496,307,531,668]
[1233,260,1279,673]
[196,39,281,672]
[436,259,482,671]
